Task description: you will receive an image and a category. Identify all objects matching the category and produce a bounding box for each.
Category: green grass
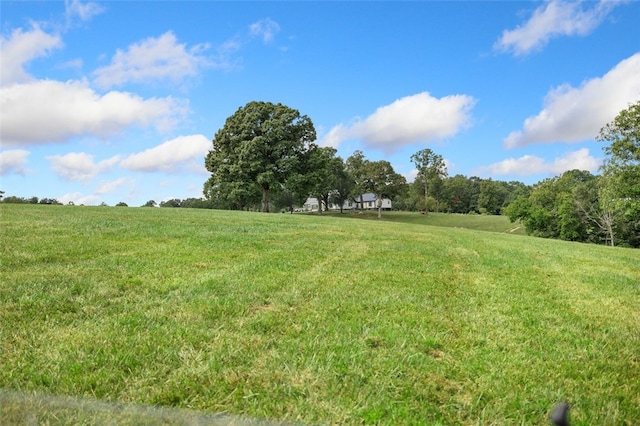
[1,204,639,425]
[320,210,527,234]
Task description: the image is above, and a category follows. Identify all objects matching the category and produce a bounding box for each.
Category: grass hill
[318,210,527,235]
[1,204,638,424]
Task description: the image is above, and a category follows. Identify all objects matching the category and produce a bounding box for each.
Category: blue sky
[1,0,639,206]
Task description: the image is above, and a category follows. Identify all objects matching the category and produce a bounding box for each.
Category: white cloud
[92,31,211,88]
[475,148,600,177]
[0,80,188,147]
[505,53,640,148]
[249,18,281,43]
[58,192,101,205]
[120,134,211,173]
[0,149,30,175]
[95,177,132,195]
[65,0,105,24]
[47,152,120,181]
[0,25,63,85]
[495,0,624,56]
[321,92,476,153]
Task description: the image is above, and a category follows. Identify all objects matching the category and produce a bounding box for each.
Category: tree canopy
[364,160,406,219]
[204,101,316,212]
[597,100,640,246]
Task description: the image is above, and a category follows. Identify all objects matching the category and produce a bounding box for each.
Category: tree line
[203,99,638,246]
[505,101,639,248]
[202,101,530,219]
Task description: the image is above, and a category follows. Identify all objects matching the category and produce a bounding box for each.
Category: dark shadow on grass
[0,389,297,425]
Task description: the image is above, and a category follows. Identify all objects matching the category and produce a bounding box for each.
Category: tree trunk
[261,186,270,213]
[377,195,382,219]
[604,212,615,247]
[424,179,429,215]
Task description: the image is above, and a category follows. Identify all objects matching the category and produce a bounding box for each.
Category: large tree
[345,150,370,210]
[364,160,406,219]
[204,101,316,212]
[305,146,343,215]
[410,148,447,215]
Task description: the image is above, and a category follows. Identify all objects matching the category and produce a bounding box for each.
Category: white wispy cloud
[120,134,211,173]
[0,25,63,86]
[321,92,476,153]
[64,0,105,25]
[92,31,212,88]
[1,80,189,147]
[47,152,121,181]
[505,53,640,148]
[0,149,30,175]
[249,18,281,43]
[475,148,600,177]
[95,177,133,195]
[495,0,625,56]
[58,192,102,205]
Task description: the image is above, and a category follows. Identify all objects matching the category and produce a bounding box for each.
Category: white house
[302,193,391,212]
[354,193,392,210]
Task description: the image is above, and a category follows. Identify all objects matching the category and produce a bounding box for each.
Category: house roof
[359,193,382,202]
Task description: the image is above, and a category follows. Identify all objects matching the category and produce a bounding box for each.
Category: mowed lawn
[1,204,639,424]
[321,210,527,235]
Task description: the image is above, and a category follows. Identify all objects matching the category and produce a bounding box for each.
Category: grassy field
[318,210,527,235]
[1,204,639,425]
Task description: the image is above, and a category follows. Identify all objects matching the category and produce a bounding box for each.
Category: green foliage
[363,160,406,218]
[0,195,60,205]
[1,204,639,424]
[329,163,354,213]
[305,146,344,214]
[478,179,508,215]
[441,175,481,214]
[597,100,640,246]
[159,198,181,208]
[345,150,370,206]
[504,170,608,243]
[205,101,316,212]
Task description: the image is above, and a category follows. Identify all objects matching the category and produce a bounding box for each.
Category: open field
[318,210,527,235]
[1,204,639,424]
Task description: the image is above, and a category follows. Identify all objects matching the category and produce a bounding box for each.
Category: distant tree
[306,146,343,215]
[204,101,316,212]
[160,199,181,208]
[330,161,354,213]
[142,200,157,207]
[39,198,61,205]
[115,202,128,207]
[180,198,214,209]
[346,150,370,209]
[478,179,509,215]
[2,196,26,203]
[442,175,475,213]
[410,148,447,215]
[364,160,406,219]
[505,170,606,243]
[0,190,4,201]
